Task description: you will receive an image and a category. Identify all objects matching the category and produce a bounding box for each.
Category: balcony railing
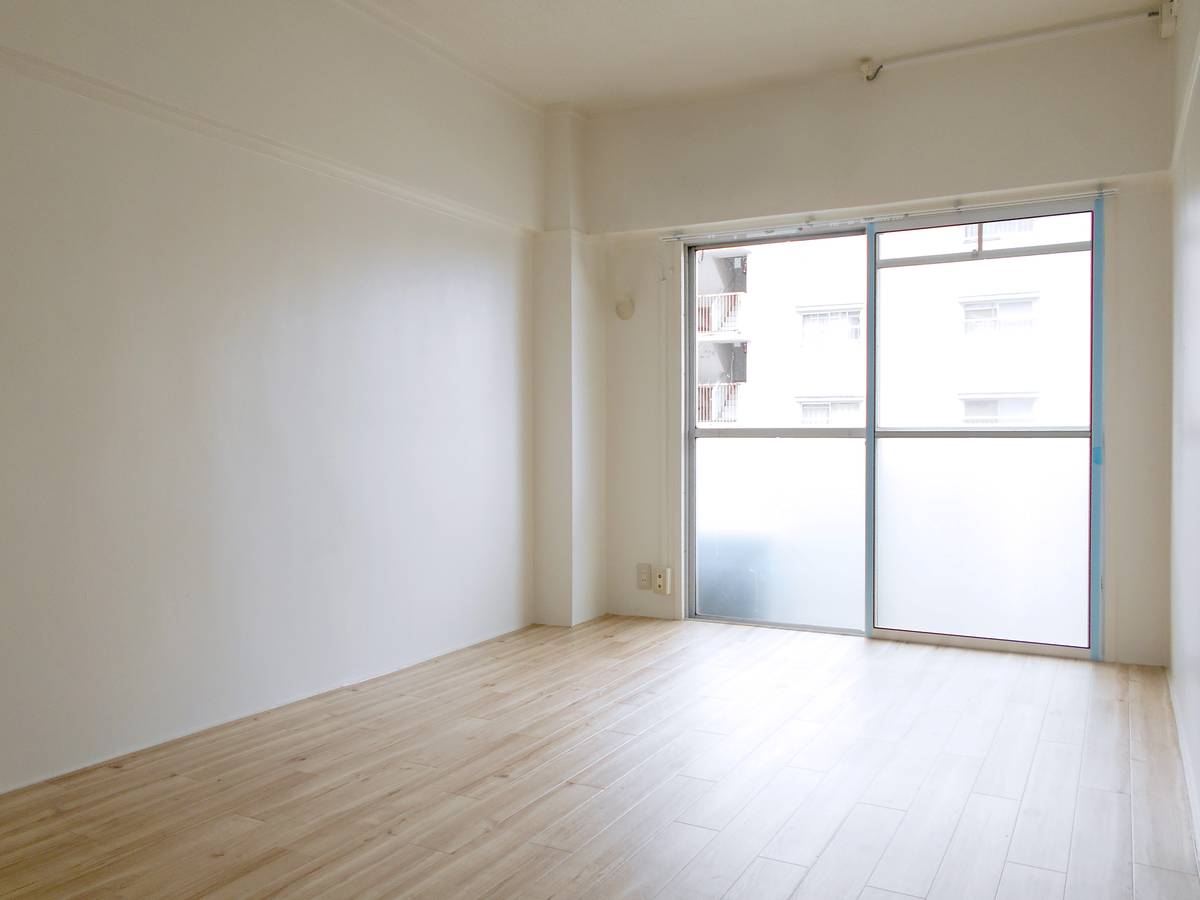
[698,382,740,423]
[698,292,745,334]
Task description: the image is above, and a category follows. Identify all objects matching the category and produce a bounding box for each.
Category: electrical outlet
[653,566,672,596]
[636,563,652,590]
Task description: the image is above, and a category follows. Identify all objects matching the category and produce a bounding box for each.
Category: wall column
[532,108,606,625]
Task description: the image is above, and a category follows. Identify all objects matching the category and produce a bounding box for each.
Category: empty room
[2,1,1199,898]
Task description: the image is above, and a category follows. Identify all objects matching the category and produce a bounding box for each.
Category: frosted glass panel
[875,438,1090,647]
[696,438,864,630]
[877,252,1091,429]
[694,235,866,428]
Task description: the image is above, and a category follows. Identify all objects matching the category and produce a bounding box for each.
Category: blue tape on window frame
[1089,197,1105,660]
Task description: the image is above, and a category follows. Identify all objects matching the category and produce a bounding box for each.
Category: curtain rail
[660,188,1117,245]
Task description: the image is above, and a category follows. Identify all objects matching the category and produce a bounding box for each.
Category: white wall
[1171,0,1200,858]
[532,232,575,625]
[584,23,1172,234]
[571,236,608,625]
[603,237,685,621]
[0,3,538,793]
[0,0,543,230]
[1103,184,1174,664]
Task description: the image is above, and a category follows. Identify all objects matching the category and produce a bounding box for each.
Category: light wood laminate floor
[2,616,1197,898]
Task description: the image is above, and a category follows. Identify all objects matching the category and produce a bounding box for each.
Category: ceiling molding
[335,0,544,114]
[0,44,534,235]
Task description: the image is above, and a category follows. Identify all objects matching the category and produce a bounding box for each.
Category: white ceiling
[367,0,1142,111]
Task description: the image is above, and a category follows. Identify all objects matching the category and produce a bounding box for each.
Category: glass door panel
[877,252,1092,430]
[874,438,1090,645]
[872,211,1095,648]
[695,235,866,430]
[695,438,864,629]
[691,233,866,631]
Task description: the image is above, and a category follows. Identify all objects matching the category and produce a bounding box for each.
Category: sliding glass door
[688,204,1101,651]
[691,234,867,631]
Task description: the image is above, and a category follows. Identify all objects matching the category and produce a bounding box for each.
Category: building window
[962,396,1036,425]
[960,295,1036,336]
[798,399,862,426]
[800,307,862,343]
[963,304,998,333]
[963,219,1036,243]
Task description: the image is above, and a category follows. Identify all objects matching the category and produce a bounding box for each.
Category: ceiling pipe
[860,5,1167,83]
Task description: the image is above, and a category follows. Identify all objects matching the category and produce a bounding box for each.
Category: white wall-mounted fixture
[653,566,672,596]
[636,562,652,590]
[615,293,635,320]
[1159,1,1178,39]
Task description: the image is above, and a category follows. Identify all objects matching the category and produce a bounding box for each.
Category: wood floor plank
[761,738,893,867]
[24,813,267,897]
[411,732,634,853]
[868,752,983,897]
[518,774,710,899]
[723,857,807,899]
[1008,740,1083,872]
[860,889,922,900]
[532,729,721,852]
[945,657,1022,758]
[944,679,1010,758]
[1132,739,1199,875]
[576,820,714,900]
[675,718,823,831]
[659,766,822,899]
[974,702,1046,799]
[926,793,1020,900]
[0,616,1193,899]
[1081,697,1132,794]
[396,781,595,898]
[996,861,1067,900]
[1134,863,1200,899]
[1041,660,1093,745]
[789,802,902,900]
[860,703,960,811]
[1066,786,1134,900]
[682,692,810,782]
[1130,667,1179,747]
